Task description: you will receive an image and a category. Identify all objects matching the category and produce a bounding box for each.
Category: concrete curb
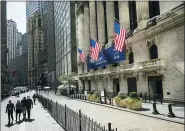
[67,96,184,125]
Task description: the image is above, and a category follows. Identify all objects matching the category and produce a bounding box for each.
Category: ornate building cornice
[76,2,84,16]
[83,1,89,8]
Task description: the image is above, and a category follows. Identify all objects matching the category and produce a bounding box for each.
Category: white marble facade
[76,1,184,102]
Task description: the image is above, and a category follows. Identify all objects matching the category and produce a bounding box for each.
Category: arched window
[129,52,134,64]
[150,44,158,60]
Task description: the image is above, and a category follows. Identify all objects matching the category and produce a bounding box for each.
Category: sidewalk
[71,94,184,124]
[47,91,184,124]
[41,92,184,131]
[1,92,64,131]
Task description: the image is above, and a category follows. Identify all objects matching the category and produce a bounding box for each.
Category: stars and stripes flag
[78,48,86,63]
[114,21,126,52]
[90,39,101,61]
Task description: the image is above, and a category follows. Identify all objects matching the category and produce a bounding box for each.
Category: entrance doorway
[127,77,137,95]
[113,78,120,96]
[88,80,91,92]
[148,76,163,101]
[82,81,85,94]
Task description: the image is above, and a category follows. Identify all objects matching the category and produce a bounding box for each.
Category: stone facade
[28,12,44,87]
[76,2,184,102]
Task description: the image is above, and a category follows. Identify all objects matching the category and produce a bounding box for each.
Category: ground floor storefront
[78,69,184,103]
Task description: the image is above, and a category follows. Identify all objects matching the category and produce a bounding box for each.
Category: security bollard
[152,102,159,114]
[109,98,112,105]
[108,123,112,131]
[144,94,147,102]
[167,104,175,117]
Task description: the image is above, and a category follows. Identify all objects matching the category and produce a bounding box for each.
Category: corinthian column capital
[136,1,149,30]
[83,1,89,8]
[76,5,84,17]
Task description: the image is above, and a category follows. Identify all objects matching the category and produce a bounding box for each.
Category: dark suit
[26,99,33,119]
[21,99,27,119]
[6,103,15,124]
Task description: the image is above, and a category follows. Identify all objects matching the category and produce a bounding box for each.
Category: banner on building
[87,45,126,69]
[103,45,126,64]
[87,52,108,69]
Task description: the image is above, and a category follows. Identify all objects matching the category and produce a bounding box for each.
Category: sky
[7,2,26,34]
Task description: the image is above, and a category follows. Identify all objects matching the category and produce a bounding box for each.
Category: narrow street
[1,91,64,131]
[42,92,184,131]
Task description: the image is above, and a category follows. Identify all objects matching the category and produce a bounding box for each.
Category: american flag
[78,48,86,63]
[114,21,126,52]
[90,39,101,61]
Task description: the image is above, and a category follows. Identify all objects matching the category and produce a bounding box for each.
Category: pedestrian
[26,96,33,120]
[5,100,15,125]
[21,97,27,120]
[15,100,22,122]
[32,94,37,105]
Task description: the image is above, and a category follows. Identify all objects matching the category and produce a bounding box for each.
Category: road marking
[19,122,26,131]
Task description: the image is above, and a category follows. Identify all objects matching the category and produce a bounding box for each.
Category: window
[103,1,108,44]
[150,44,158,60]
[67,34,70,44]
[149,1,160,19]
[129,52,134,64]
[114,1,119,23]
[129,1,137,31]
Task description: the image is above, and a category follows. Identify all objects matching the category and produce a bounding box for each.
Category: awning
[57,84,65,89]
[43,86,51,89]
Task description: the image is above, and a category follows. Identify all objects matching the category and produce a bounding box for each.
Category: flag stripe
[90,39,100,61]
[114,22,126,52]
[78,48,86,63]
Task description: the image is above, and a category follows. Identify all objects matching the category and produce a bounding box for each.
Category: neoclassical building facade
[75,1,184,102]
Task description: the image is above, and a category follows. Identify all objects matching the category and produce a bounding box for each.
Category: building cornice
[127,3,184,44]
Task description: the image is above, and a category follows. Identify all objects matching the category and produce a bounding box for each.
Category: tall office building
[44,1,56,87]
[28,12,44,87]
[15,33,29,86]
[16,30,23,57]
[26,1,44,21]
[1,1,10,95]
[21,33,28,85]
[7,19,17,65]
[54,1,77,80]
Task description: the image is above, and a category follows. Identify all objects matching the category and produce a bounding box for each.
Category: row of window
[56,44,71,62]
[56,53,71,78]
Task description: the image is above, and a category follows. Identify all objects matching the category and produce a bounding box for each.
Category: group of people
[5,94,37,125]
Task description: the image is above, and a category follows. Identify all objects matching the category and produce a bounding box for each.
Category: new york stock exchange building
[75,1,184,103]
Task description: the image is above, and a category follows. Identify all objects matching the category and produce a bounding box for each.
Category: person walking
[26,96,33,120]
[21,97,27,120]
[15,100,22,122]
[5,100,15,125]
[32,94,37,105]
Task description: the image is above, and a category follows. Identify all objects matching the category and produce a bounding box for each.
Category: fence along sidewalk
[37,95,118,131]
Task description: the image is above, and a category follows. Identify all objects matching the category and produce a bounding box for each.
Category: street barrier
[37,95,117,131]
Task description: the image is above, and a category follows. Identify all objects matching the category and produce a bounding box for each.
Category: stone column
[78,8,84,51]
[118,2,130,31]
[76,4,84,89]
[106,1,115,45]
[77,5,84,75]
[89,1,97,40]
[83,2,90,73]
[136,1,149,30]
[119,75,128,94]
[97,1,106,45]
[107,76,113,97]
[98,78,104,91]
